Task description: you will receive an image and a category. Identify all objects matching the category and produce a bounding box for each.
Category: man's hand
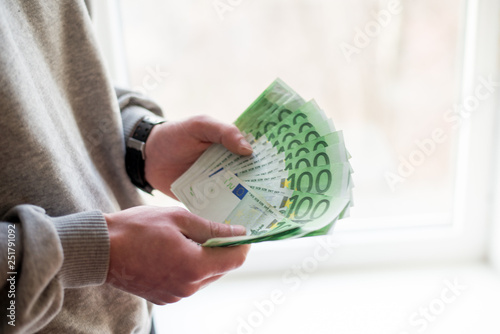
[144,115,253,198]
[104,206,250,304]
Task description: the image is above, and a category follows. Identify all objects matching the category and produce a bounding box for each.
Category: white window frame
[90,0,129,87]
[93,0,500,273]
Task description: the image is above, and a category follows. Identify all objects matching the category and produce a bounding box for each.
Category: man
[0,1,251,333]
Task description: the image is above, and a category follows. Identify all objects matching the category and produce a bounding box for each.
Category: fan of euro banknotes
[171,78,353,247]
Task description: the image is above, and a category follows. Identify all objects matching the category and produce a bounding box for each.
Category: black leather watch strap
[125,116,164,193]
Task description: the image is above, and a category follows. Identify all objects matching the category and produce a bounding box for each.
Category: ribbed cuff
[53,211,110,288]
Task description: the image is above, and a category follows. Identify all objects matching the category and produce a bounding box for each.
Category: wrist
[125,116,165,193]
[103,212,119,284]
[143,122,162,161]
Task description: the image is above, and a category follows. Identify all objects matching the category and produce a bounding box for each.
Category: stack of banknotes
[171,79,353,246]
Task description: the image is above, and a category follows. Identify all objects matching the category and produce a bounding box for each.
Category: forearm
[0,205,109,333]
[115,87,165,139]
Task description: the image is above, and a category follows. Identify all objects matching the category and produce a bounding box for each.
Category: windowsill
[154,261,500,333]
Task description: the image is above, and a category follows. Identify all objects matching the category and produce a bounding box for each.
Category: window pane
[120,0,461,227]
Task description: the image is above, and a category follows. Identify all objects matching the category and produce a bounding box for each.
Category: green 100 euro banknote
[171,78,353,246]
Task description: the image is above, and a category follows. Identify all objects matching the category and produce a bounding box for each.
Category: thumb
[180,213,247,244]
[188,116,253,156]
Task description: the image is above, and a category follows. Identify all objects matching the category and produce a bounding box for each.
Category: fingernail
[239,139,253,154]
[231,225,247,236]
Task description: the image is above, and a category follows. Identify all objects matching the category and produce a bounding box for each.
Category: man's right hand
[103,206,250,304]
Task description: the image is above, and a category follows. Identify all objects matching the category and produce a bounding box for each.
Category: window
[93,0,499,270]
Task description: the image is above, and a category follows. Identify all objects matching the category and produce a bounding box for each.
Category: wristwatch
[125,115,165,193]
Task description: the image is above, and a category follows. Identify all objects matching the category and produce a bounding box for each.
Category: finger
[187,115,253,155]
[169,242,250,285]
[199,273,225,289]
[165,274,224,301]
[197,244,251,276]
[178,210,247,244]
[175,210,250,276]
[148,292,183,305]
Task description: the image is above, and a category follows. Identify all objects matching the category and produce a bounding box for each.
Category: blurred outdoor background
[120,0,459,228]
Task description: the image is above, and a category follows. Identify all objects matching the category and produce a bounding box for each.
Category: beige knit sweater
[0,1,163,332]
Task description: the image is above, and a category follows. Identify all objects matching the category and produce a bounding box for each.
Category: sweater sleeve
[0,205,109,333]
[115,88,166,139]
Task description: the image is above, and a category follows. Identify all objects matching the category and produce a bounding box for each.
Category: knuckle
[174,284,199,298]
[222,124,239,137]
[234,247,250,267]
[151,299,167,306]
[189,115,212,126]
[165,296,182,304]
[169,207,191,223]
[170,206,189,215]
